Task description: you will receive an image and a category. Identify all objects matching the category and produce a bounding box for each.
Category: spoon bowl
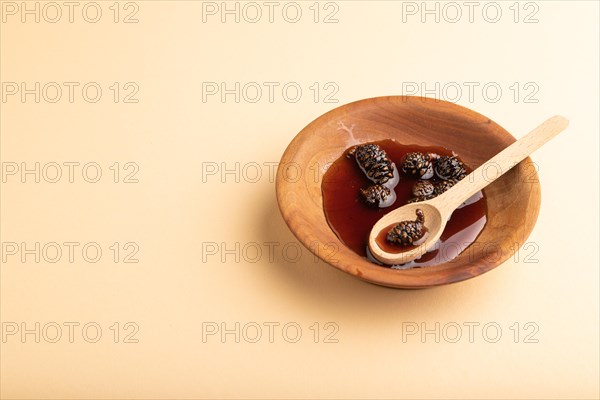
[368,201,445,265]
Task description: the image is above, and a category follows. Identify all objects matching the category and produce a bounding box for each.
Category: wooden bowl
[276,96,541,288]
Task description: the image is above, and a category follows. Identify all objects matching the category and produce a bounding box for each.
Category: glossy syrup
[321,139,487,269]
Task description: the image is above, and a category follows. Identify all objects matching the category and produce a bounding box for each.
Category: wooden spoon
[368,115,570,266]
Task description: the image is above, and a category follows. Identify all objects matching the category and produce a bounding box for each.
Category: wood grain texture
[275,96,542,288]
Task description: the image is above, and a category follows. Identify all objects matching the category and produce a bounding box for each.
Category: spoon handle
[434,115,569,214]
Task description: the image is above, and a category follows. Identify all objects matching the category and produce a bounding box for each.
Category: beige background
[1,1,598,399]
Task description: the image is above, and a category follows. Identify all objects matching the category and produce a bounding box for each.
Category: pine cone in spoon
[387,209,426,246]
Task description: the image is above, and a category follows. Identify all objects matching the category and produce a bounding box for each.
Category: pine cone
[401,152,433,179]
[434,156,466,180]
[387,209,425,246]
[433,180,455,195]
[407,194,436,204]
[348,144,395,184]
[360,184,392,207]
[450,172,467,183]
[412,180,435,197]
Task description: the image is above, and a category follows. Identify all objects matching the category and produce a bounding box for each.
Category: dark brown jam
[322,139,487,269]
